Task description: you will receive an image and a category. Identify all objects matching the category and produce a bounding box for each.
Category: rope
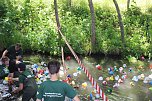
[58,29,108,101]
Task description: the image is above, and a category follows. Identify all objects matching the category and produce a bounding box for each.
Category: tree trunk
[127,0,131,10]
[54,0,61,53]
[68,0,71,7]
[54,0,61,30]
[88,0,96,51]
[113,0,125,47]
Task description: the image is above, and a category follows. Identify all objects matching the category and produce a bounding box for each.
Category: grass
[15,0,152,13]
[32,0,152,14]
[70,0,152,12]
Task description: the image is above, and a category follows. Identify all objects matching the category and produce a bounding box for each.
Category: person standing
[1,43,23,78]
[36,60,80,101]
[13,63,38,101]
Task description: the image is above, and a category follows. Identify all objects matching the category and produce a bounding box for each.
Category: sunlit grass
[48,0,152,13]
[63,0,152,12]
[28,0,152,12]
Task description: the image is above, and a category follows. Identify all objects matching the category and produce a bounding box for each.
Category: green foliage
[147,6,152,14]
[0,0,60,55]
[95,7,121,55]
[59,3,91,54]
[0,0,151,59]
[24,55,41,63]
[123,5,151,58]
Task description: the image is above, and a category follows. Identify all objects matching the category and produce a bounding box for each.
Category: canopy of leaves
[0,0,151,58]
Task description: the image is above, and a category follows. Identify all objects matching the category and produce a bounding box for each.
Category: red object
[59,27,108,101]
[97,66,102,70]
[96,65,102,70]
[66,56,71,60]
[62,80,68,83]
[39,69,44,74]
[62,78,71,84]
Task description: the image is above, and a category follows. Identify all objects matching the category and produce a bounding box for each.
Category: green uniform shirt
[19,69,37,90]
[7,45,22,60]
[37,80,77,101]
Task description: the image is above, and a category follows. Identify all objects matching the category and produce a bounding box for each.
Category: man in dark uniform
[1,43,23,78]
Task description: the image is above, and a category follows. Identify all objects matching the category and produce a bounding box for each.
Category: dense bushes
[0,0,151,58]
[123,5,151,58]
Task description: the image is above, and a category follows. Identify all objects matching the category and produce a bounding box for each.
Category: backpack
[21,73,38,90]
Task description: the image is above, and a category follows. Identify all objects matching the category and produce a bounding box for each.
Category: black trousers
[8,60,18,73]
[8,60,20,78]
[22,87,37,101]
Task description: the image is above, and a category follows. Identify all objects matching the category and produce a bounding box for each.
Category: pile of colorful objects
[102,65,130,83]
[61,66,103,101]
[30,59,152,100]
[95,62,152,96]
[0,79,19,101]
[31,62,103,101]
[97,64,130,89]
[31,63,50,85]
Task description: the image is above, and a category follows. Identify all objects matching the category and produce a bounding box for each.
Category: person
[13,63,38,101]
[1,43,23,78]
[0,56,9,79]
[36,60,80,101]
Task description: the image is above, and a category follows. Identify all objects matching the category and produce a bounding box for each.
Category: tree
[127,0,131,10]
[54,0,62,54]
[54,0,61,30]
[68,0,71,7]
[88,0,96,52]
[113,0,125,47]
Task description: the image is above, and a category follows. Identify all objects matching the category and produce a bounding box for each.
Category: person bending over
[1,43,23,78]
[36,60,80,101]
[13,63,38,101]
